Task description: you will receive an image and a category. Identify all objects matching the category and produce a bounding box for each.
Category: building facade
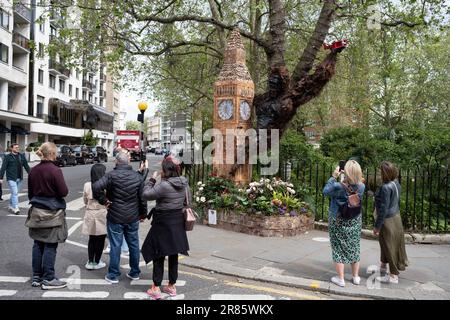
[146,116,160,149]
[0,1,116,153]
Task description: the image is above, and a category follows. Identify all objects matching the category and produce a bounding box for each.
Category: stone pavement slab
[180,225,450,300]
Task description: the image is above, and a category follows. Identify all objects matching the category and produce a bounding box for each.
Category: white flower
[265,179,271,184]
[246,189,252,194]
[197,181,203,186]
[287,183,294,188]
[199,187,204,191]
[287,187,296,194]
[268,185,273,191]
[196,197,200,202]
[238,189,243,192]
[252,186,256,191]
[200,197,206,203]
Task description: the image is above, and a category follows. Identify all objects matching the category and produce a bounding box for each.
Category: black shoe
[0,198,3,202]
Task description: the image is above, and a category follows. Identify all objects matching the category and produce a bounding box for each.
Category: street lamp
[137,101,148,162]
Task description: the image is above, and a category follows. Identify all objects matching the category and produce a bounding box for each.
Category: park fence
[184,160,449,233]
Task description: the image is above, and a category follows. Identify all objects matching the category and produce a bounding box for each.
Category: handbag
[184,187,199,231]
[339,183,362,220]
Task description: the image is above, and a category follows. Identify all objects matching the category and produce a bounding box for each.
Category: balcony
[82,79,95,91]
[49,34,58,43]
[48,59,61,75]
[49,10,63,28]
[12,32,30,54]
[13,3,31,24]
[58,64,70,79]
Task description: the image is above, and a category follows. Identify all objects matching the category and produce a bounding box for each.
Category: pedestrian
[141,156,190,300]
[0,143,31,214]
[26,142,68,289]
[323,160,365,287]
[373,161,408,284]
[92,152,147,284]
[82,164,108,270]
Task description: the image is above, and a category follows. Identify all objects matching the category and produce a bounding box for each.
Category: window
[76,87,79,99]
[76,70,80,79]
[37,96,44,117]
[1,9,9,30]
[49,74,56,89]
[88,93,92,102]
[69,84,72,96]
[95,97,97,104]
[38,43,44,57]
[59,79,65,93]
[1,43,8,63]
[50,26,57,36]
[82,91,86,100]
[38,69,44,84]
[39,20,45,33]
[99,98,103,107]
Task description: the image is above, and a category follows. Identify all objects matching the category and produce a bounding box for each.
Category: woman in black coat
[141,156,190,299]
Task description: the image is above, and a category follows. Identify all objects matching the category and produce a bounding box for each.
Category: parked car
[147,146,156,153]
[72,145,95,164]
[154,148,163,155]
[56,145,77,167]
[90,146,108,163]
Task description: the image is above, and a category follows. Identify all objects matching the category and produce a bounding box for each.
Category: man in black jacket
[0,144,30,214]
[92,152,147,283]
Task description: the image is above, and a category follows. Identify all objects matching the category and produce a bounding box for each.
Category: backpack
[338,183,361,220]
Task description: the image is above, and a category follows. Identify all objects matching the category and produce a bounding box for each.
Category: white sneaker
[352,276,361,285]
[85,261,95,270]
[376,274,398,284]
[94,261,106,270]
[14,208,20,215]
[331,276,345,287]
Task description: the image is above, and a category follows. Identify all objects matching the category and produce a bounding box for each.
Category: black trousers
[88,235,106,263]
[153,255,178,286]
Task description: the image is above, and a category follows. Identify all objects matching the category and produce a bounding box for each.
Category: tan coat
[82,182,107,235]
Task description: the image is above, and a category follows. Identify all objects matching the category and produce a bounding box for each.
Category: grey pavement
[174,224,450,300]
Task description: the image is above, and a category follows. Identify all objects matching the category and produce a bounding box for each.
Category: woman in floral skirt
[323,160,365,287]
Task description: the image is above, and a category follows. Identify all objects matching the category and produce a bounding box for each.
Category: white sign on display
[208,209,217,225]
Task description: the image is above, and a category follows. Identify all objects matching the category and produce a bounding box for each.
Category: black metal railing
[12,32,30,50]
[13,3,31,22]
[185,160,449,233]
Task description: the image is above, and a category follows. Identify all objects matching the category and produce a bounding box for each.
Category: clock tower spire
[213,28,254,184]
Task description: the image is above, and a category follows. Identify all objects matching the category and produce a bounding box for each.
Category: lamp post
[137,101,148,162]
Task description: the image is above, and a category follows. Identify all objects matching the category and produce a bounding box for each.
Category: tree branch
[292,0,338,83]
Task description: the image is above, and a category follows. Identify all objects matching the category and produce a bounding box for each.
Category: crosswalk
[0,275,186,299]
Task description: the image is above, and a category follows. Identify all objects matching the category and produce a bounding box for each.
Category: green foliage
[126,121,141,131]
[81,131,99,146]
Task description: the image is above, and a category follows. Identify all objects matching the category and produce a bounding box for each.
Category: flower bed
[194,176,315,237]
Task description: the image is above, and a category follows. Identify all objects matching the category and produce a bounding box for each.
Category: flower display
[193,176,312,217]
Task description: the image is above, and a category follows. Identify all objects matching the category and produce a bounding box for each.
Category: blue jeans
[7,179,23,209]
[32,241,58,281]
[106,221,140,280]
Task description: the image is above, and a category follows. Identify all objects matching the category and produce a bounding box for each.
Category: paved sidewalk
[176,225,450,300]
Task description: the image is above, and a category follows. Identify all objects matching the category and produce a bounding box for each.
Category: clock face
[218,100,233,120]
[240,100,251,121]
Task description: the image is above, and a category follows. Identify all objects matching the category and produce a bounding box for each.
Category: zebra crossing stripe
[42,291,109,298]
[123,292,185,300]
[65,197,86,211]
[0,193,27,201]
[130,280,186,286]
[0,276,30,283]
[0,290,17,297]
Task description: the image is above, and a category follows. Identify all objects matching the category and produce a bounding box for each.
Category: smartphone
[339,160,346,171]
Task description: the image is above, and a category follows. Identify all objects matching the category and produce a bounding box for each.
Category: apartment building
[146,116,161,149]
[0,1,116,152]
[159,112,191,154]
[0,0,41,150]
